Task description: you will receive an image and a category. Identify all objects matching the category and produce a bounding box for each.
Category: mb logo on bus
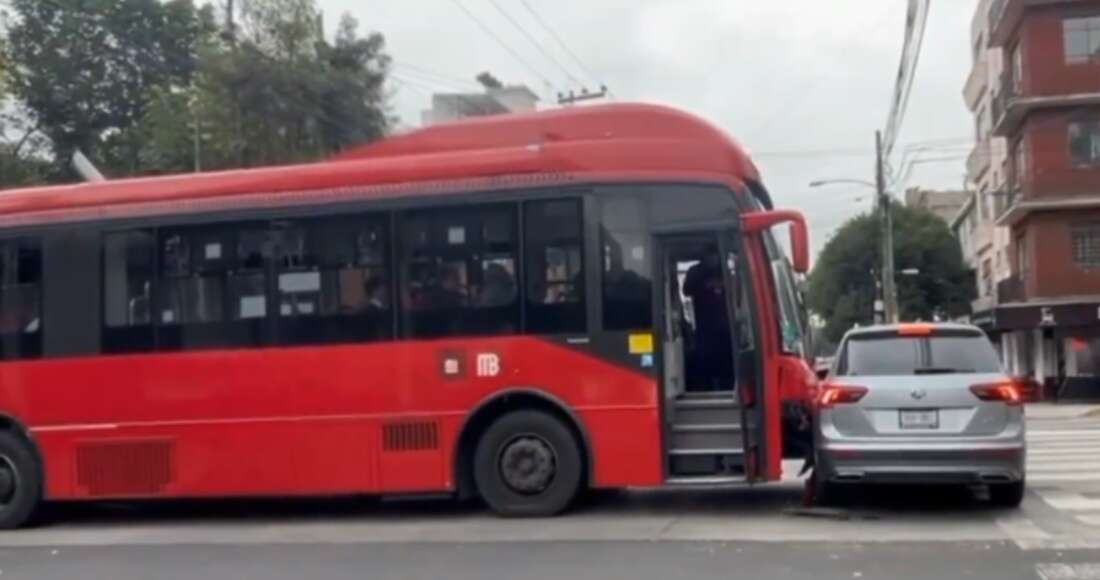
[476,353,501,378]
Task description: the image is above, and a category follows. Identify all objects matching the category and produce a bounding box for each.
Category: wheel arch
[0,412,45,498]
[453,387,594,499]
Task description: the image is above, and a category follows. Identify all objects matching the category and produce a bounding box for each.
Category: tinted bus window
[400,205,519,338]
[525,199,585,334]
[601,196,652,331]
[156,225,267,350]
[103,231,155,353]
[0,238,42,360]
[275,216,393,345]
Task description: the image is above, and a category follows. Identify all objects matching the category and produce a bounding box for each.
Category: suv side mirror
[742,209,810,274]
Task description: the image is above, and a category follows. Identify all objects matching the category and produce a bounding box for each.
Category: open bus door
[720,229,767,482]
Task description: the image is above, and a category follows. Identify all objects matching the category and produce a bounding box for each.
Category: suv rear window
[838,330,1002,376]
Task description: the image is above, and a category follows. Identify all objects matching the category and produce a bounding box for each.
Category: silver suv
[814,323,1025,507]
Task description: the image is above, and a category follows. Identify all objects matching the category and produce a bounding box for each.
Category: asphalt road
[0,405,1094,579]
[0,540,1093,580]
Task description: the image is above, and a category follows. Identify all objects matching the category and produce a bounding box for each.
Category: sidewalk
[1026,402,1100,420]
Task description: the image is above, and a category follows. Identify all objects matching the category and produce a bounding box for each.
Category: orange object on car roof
[896,322,935,336]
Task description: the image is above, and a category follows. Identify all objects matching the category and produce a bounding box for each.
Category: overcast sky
[317,0,980,254]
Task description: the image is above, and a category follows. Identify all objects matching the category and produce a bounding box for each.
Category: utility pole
[557,85,609,106]
[876,130,899,324]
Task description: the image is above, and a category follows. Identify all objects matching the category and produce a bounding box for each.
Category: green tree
[808,204,975,343]
[139,5,390,173]
[4,0,215,177]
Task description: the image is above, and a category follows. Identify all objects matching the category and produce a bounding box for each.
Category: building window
[1064,16,1100,64]
[981,258,993,297]
[601,195,653,331]
[1072,225,1100,269]
[1069,118,1100,167]
[400,205,519,338]
[1010,42,1024,94]
[0,238,42,360]
[1016,234,1030,278]
[1012,139,1028,189]
[524,199,585,334]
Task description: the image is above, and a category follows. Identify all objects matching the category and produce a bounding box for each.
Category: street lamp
[900,268,920,276]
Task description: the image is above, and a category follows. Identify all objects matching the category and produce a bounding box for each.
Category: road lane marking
[1076,514,1100,527]
[1029,473,1100,483]
[1036,563,1100,580]
[1035,491,1100,512]
[996,514,1051,548]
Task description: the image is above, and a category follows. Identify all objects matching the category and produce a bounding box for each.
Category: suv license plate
[900,409,939,429]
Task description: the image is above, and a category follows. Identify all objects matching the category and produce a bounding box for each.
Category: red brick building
[985,0,1100,398]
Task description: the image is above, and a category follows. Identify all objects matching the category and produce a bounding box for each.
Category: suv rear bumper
[816,441,1025,485]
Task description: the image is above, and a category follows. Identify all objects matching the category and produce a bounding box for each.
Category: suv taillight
[970,381,1023,406]
[818,384,868,409]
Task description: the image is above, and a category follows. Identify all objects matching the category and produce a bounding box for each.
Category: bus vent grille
[76,439,174,496]
[382,421,439,451]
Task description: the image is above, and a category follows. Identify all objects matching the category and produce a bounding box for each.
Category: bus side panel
[4,336,661,500]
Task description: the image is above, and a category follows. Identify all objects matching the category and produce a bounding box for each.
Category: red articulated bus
[0,103,817,527]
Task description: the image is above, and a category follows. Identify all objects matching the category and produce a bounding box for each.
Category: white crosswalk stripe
[1022,411,1100,550]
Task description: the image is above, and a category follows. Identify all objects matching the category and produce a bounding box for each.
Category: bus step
[670,424,742,450]
[672,398,740,425]
[665,475,748,486]
[669,449,745,477]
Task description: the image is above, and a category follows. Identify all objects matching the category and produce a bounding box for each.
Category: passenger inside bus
[681,244,735,392]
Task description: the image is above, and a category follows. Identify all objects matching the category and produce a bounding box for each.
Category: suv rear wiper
[913,367,971,375]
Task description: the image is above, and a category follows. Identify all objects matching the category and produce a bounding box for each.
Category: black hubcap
[0,457,16,505]
[498,435,557,495]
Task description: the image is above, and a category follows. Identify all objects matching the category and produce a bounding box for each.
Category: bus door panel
[720,230,766,482]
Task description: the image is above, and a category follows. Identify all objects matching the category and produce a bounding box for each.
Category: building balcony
[992,187,1017,222]
[967,143,991,182]
[964,57,989,112]
[972,294,997,315]
[998,275,1026,304]
[989,0,1077,47]
[991,73,1100,137]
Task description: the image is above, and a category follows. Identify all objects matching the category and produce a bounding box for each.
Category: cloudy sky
[317,0,980,254]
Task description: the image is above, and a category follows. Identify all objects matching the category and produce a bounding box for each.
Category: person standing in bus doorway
[683,244,735,391]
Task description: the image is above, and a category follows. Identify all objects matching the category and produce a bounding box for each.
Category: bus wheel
[474,410,582,517]
[0,431,41,529]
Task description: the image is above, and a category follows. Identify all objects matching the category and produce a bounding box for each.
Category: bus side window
[0,237,42,360]
[524,199,585,334]
[102,231,155,353]
[275,215,393,345]
[600,196,652,331]
[399,205,520,339]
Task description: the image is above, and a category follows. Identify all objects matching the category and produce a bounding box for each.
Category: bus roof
[0,103,761,228]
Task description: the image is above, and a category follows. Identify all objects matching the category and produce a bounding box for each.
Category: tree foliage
[4,0,216,176]
[1,0,390,184]
[807,204,976,343]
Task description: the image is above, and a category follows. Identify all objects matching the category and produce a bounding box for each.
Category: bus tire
[0,431,41,529]
[474,410,582,517]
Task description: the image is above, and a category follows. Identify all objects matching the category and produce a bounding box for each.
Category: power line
[882,0,931,158]
[446,0,557,97]
[485,0,584,89]
[515,0,609,95]
[392,61,482,91]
